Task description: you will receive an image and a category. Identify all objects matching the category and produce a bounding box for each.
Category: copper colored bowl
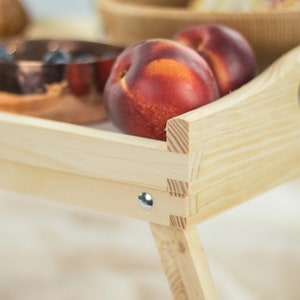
[0,39,123,124]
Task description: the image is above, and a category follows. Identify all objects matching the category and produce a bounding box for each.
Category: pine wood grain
[0,112,188,192]
[150,223,218,300]
[167,45,300,224]
[0,158,189,226]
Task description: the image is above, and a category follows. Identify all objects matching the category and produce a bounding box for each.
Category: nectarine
[103,39,219,140]
[173,23,257,96]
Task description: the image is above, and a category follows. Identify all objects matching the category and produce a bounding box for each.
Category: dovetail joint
[169,215,187,229]
[167,179,189,197]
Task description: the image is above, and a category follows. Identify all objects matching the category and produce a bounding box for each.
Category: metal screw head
[138,192,153,210]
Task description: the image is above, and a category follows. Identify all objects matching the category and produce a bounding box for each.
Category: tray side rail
[167,45,300,225]
[0,113,191,227]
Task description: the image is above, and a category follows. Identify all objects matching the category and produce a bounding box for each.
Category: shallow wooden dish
[0,42,299,299]
[97,0,300,69]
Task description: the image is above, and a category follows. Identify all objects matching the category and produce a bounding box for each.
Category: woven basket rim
[98,0,300,17]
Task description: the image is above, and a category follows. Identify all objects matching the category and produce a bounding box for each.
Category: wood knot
[177,241,186,254]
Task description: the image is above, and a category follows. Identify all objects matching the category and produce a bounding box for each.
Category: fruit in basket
[103,39,219,140]
[173,23,257,96]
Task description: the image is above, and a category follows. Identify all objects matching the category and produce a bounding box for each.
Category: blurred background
[0,1,300,300]
[22,0,97,19]
[21,0,104,41]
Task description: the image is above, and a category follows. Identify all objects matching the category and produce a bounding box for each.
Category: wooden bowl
[97,0,300,70]
[0,39,123,124]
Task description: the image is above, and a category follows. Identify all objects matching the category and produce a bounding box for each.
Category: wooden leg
[150,223,218,300]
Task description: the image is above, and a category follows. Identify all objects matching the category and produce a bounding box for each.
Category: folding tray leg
[150,223,218,300]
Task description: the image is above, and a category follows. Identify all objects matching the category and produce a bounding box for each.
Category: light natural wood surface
[0,111,189,227]
[0,112,187,191]
[0,158,188,226]
[167,45,300,224]
[151,223,218,300]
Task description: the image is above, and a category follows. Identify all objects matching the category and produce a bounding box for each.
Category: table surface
[1,15,300,300]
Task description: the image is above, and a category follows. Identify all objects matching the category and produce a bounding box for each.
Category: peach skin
[174,23,257,96]
[103,39,220,140]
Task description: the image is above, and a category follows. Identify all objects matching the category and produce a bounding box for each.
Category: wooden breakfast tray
[0,43,299,299]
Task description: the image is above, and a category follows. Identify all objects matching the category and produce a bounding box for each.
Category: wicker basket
[97,0,300,69]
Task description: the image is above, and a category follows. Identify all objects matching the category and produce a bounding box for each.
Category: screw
[138,192,153,210]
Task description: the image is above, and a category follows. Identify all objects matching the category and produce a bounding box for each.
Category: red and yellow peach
[173,23,257,96]
[103,38,220,140]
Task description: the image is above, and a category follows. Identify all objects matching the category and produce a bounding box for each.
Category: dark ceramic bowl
[0,39,123,124]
